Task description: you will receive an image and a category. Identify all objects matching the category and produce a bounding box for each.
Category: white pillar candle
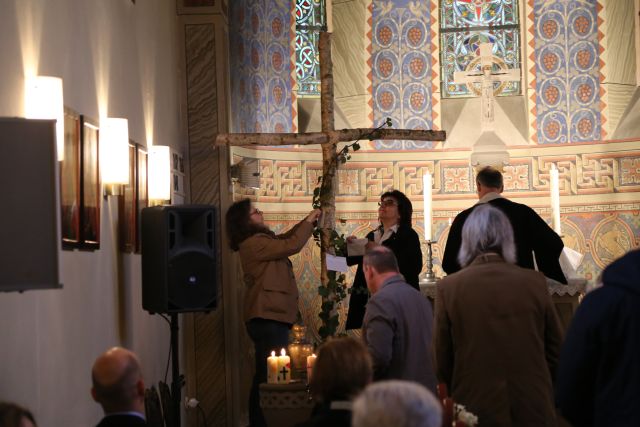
[423,173,433,241]
[277,348,291,384]
[267,351,279,384]
[550,165,561,235]
[306,353,317,383]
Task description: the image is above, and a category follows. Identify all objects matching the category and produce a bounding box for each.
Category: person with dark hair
[225,198,320,427]
[298,336,372,427]
[361,246,436,391]
[91,347,146,427]
[434,204,562,427]
[442,166,566,283]
[345,190,423,330]
[0,402,36,427]
[555,249,640,427]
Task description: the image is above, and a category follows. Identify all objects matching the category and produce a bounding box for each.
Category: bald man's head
[91,347,145,414]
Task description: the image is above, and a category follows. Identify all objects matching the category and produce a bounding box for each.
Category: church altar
[259,382,314,427]
[420,277,587,332]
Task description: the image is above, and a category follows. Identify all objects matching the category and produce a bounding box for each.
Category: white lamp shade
[100,118,130,185]
[149,145,171,201]
[25,76,64,161]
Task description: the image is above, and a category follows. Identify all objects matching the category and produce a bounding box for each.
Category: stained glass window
[440,0,521,98]
[296,0,325,97]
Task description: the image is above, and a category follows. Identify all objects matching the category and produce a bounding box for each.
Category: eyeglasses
[377,200,397,207]
[250,208,262,216]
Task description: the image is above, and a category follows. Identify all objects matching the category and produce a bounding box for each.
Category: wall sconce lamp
[100,117,129,197]
[24,76,64,161]
[148,145,171,205]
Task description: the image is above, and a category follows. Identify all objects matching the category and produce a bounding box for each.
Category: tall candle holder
[421,240,438,286]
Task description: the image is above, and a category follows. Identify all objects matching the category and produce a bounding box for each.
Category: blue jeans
[245,318,290,427]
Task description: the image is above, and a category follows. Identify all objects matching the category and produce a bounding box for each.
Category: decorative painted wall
[227,0,640,341]
[533,0,604,143]
[370,0,437,148]
[229,0,297,133]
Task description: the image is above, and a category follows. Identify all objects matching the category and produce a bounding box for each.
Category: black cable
[158,313,172,384]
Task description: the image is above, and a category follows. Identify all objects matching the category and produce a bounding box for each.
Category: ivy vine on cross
[216,32,446,340]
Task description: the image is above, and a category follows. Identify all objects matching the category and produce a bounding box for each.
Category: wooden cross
[215,32,446,332]
[453,42,520,131]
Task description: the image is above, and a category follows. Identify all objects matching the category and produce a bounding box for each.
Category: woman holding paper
[345,190,423,330]
[226,199,321,427]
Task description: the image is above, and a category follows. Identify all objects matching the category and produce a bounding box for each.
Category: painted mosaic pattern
[265,207,640,341]
[229,0,294,133]
[440,0,521,98]
[533,0,602,143]
[371,0,434,149]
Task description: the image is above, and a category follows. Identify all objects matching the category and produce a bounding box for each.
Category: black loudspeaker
[141,205,217,313]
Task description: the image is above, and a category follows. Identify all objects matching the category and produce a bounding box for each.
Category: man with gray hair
[443,165,566,283]
[352,380,442,427]
[91,347,147,427]
[434,204,562,426]
[361,246,437,392]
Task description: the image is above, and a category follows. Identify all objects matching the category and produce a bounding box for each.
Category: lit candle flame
[280,348,286,356]
[271,351,275,357]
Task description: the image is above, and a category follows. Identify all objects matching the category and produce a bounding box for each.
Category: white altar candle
[423,173,433,241]
[306,353,317,383]
[267,351,278,384]
[550,164,561,235]
[277,348,291,384]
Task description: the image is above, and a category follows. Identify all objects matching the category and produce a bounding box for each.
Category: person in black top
[442,166,566,284]
[345,190,423,330]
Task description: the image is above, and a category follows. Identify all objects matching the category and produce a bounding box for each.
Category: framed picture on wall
[136,146,148,253]
[171,149,185,205]
[80,116,100,250]
[61,108,81,248]
[119,143,137,253]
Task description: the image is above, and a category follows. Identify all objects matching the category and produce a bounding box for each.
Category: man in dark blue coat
[555,249,640,427]
[443,166,566,283]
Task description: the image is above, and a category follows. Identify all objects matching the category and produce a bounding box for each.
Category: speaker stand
[170,313,183,427]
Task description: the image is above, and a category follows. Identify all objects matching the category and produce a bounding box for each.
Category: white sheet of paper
[326,254,349,272]
[559,247,584,279]
[347,238,368,256]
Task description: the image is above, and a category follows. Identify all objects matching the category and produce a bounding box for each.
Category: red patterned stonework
[620,158,640,184]
[543,53,558,72]
[577,83,592,102]
[407,27,423,47]
[378,26,392,45]
[271,17,282,37]
[574,15,589,34]
[443,167,470,192]
[272,51,283,71]
[545,120,560,139]
[410,92,425,109]
[378,91,394,109]
[542,19,558,38]
[378,58,393,77]
[576,49,591,68]
[577,118,592,136]
[545,85,560,104]
[409,57,425,77]
[251,12,259,34]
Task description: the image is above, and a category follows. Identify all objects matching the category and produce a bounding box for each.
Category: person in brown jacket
[434,204,562,427]
[226,199,321,427]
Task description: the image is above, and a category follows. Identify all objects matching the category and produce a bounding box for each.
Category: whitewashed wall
[0,0,182,425]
